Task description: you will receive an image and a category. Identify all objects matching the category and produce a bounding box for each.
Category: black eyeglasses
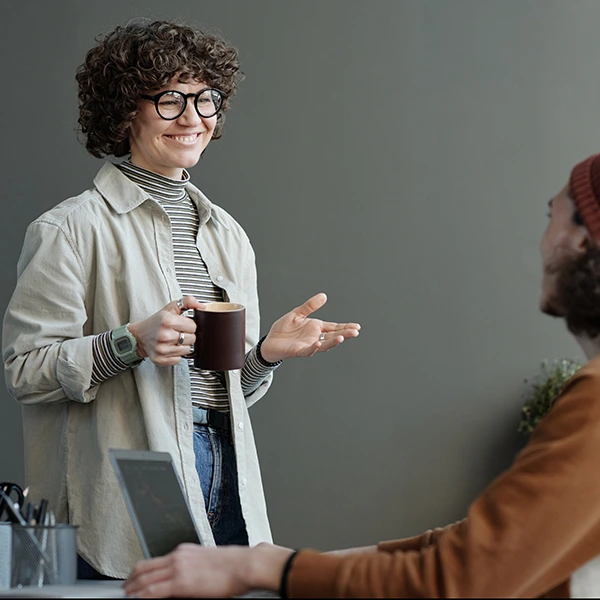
[140,88,226,120]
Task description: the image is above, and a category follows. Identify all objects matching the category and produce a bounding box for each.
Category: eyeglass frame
[140,88,227,120]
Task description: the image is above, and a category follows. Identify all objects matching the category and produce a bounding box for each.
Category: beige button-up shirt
[2,162,273,578]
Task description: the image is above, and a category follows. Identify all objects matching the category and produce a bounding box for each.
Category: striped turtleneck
[90,160,280,411]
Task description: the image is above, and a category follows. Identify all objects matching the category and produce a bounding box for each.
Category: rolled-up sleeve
[3,220,97,405]
[239,239,274,408]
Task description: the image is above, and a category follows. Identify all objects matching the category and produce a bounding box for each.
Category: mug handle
[183,310,196,359]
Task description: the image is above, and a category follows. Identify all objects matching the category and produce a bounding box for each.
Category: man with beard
[124,153,600,598]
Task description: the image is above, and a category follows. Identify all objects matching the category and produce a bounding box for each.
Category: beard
[543,245,600,337]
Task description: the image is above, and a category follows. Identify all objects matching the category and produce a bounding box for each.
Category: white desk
[0,581,278,598]
[0,580,125,598]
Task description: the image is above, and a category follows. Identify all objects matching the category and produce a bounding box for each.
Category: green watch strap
[110,324,143,367]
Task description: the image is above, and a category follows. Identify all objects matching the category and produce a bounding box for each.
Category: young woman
[2,19,360,579]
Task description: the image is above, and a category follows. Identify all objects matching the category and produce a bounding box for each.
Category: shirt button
[241,478,247,486]
[238,422,244,430]
[216,275,224,282]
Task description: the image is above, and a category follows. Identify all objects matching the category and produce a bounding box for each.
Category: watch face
[116,337,133,353]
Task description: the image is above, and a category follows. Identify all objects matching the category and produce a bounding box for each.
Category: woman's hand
[259,292,361,364]
[128,295,204,366]
[123,542,293,598]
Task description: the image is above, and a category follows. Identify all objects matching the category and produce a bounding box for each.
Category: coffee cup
[189,302,246,371]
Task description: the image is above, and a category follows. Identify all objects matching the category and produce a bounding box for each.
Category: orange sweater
[288,356,600,598]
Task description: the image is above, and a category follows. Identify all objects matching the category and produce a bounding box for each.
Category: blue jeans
[193,424,248,546]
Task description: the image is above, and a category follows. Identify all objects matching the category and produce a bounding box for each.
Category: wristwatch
[110,324,144,367]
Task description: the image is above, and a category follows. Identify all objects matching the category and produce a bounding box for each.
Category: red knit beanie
[569,153,600,240]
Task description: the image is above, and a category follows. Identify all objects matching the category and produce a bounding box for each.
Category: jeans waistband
[192,406,231,432]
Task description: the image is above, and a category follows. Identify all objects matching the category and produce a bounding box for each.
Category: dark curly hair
[76,19,243,158]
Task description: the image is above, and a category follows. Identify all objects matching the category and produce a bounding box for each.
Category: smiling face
[539,185,588,316]
[129,79,218,179]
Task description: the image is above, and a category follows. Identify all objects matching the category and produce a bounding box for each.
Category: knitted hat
[569,153,600,240]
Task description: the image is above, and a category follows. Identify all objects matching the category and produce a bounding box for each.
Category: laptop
[109,449,201,558]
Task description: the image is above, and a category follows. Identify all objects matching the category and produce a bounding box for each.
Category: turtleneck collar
[117,159,190,202]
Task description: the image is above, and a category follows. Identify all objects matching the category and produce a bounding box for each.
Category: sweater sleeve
[287,362,600,598]
[377,519,466,554]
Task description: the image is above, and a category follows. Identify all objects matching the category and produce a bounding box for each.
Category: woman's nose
[177,100,202,125]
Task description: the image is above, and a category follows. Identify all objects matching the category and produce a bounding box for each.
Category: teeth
[168,135,198,142]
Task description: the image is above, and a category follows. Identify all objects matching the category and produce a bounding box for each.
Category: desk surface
[0,580,125,598]
[0,580,279,598]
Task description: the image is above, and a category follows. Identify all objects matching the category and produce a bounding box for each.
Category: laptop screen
[109,449,201,558]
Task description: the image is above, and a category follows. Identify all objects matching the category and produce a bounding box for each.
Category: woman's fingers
[321,320,361,334]
[168,295,205,315]
[293,292,328,318]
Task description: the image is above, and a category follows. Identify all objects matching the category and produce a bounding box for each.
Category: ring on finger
[319,333,326,341]
[176,298,185,312]
[177,331,185,346]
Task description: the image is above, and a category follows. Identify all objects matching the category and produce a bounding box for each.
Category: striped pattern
[90,161,279,410]
[91,331,128,383]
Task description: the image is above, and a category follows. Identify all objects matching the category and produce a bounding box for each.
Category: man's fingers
[128,556,171,579]
[126,575,173,599]
[294,292,327,318]
[125,561,172,596]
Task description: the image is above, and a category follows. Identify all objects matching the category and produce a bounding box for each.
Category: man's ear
[576,229,594,254]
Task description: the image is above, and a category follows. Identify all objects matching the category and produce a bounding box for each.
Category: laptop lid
[109,449,201,558]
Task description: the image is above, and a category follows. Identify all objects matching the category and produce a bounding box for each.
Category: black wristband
[256,335,283,368]
[278,550,300,599]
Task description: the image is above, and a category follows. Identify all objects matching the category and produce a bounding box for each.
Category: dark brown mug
[189,302,246,371]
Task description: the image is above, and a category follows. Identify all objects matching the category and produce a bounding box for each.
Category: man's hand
[123,542,293,598]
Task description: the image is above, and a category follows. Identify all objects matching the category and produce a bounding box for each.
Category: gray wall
[0,0,594,551]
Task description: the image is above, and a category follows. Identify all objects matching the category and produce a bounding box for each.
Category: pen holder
[11,524,78,588]
[0,523,11,589]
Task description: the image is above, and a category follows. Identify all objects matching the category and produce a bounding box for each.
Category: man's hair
[75,19,243,158]
[556,243,600,338]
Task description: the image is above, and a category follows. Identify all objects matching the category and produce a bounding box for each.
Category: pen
[23,501,35,525]
[35,499,48,526]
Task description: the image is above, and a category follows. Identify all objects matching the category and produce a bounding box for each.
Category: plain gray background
[0,0,594,551]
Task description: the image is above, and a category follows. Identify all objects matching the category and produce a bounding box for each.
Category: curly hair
[76,19,243,158]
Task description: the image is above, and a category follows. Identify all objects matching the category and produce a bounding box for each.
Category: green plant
[518,358,583,435]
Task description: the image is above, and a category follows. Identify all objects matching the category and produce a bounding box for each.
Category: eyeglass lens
[156,90,223,119]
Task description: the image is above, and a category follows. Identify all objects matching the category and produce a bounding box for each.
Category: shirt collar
[93,162,226,228]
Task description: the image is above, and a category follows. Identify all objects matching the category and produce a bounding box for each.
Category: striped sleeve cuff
[90,331,129,387]
[241,342,281,396]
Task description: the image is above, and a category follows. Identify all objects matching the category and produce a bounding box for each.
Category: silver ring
[177,331,185,346]
[319,333,326,341]
[176,298,184,312]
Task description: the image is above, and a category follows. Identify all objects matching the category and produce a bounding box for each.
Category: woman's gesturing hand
[128,296,204,366]
[259,292,361,364]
